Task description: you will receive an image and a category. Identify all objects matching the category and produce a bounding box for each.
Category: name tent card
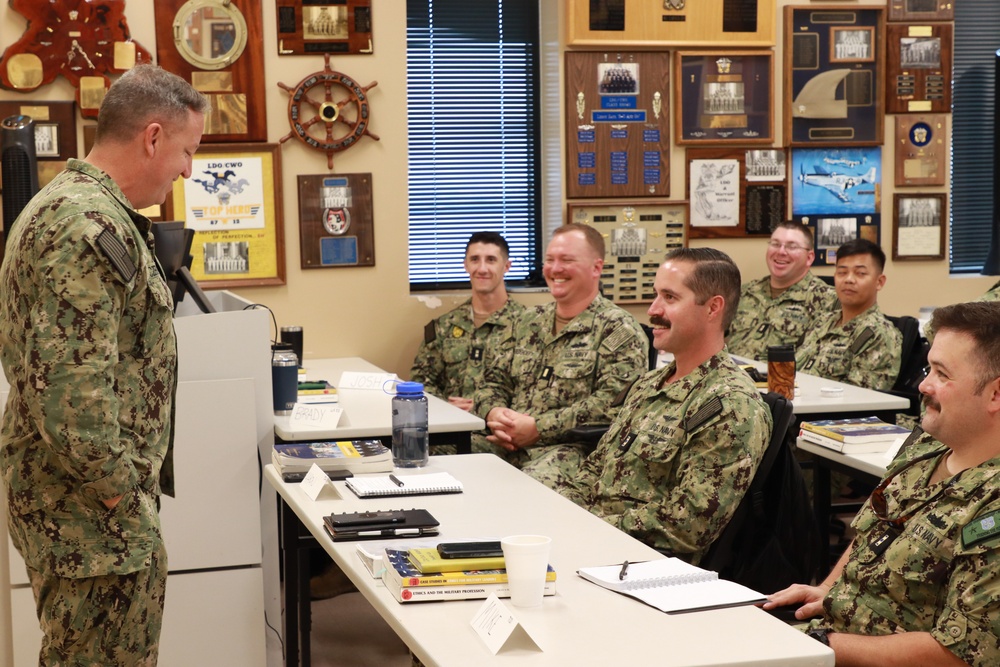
[339,370,397,391]
[300,464,342,501]
[289,403,343,429]
[470,594,543,656]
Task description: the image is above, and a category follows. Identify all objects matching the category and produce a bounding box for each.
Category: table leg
[812,456,832,576]
[279,496,301,667]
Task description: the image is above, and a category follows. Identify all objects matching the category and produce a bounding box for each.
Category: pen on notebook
[357,528,420,537]
[389,474,405,487]
[619,560,629,581]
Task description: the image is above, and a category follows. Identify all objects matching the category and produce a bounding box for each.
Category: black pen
[389,474,405,487]
[619,560,629,581]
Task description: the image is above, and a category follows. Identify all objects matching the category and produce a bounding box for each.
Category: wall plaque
[565,51,670,199]
[567,200,688,304]
[888,0,953,23]
[275,0,373,55]
[297,173,374,268]
[894,114,947,187]
[885,22,952,115]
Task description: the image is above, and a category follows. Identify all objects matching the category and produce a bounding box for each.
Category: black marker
[619,560,629,581]
[389,474,405,487]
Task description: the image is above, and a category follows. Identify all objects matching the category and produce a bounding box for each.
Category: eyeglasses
[767,241,809,253]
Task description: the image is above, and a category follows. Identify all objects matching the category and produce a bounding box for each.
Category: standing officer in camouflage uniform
[726,222,837,360]
[410,231,523,411]
[766,301,1000,666]
[474,223,648,488]
[0,65,209,665]
[559,248,771,564]
[796,239,901,390]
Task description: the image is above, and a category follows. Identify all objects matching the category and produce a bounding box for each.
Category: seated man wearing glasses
[766,300,1000,666]
[726,221,837,360]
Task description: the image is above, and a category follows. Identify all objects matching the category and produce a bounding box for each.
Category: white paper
[289,403,343,428]
[338,370,398,392]
[300,464,341,501]
[470,594,543,655]
[882,434,909,463]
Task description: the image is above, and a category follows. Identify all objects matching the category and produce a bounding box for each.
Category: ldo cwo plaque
[565,51,670,199]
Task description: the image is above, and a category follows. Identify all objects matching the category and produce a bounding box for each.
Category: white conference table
[732,356,910,417]
[274,357,485,452]
[267,454,834,667]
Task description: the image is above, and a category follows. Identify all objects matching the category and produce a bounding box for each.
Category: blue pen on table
[619,560,629,581]
[389,474,405,487]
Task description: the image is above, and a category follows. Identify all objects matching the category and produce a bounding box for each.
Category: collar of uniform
[550,293,607,333]
[886,433,1000,502]
[66,158,138,215]
[653,349,732,394]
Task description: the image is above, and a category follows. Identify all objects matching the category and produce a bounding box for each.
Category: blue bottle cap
[396,381,424,395]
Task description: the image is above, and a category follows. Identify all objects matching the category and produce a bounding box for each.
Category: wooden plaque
[794,213,882,266]
[154,0,268,142]
[894,114,947,187]
[567,200,688,304]
[565,51,670,199]
[297,173,374,268]
[893,193,946,260]
[885,23,952,115]
[888,0,954,23]
[275,0,373,56]
[784,5,885,147]
[686,146,788,239]
[567,0,776,47]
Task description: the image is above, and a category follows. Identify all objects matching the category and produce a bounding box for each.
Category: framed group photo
[893,192,946,260]
[794,213,881,266]
[673,51,774,146]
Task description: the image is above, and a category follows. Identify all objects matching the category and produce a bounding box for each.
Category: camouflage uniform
[726,272,838,360]
[473,294,648,488]
[0,159,176,664]
[796,303,902,391]
[977,280,1000,303]
[410,298,524,401]
[559,351,771,565]
[808,432,1000,666]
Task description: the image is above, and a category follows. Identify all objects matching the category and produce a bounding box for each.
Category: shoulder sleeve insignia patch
[850,327,875,354]
[423,320,437,343]
[682,396,724,432]
[96,228,136,283]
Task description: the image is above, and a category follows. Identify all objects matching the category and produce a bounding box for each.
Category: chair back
[884,314,927,414]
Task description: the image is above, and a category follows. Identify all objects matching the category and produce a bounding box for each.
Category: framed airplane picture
[791,147,882,216]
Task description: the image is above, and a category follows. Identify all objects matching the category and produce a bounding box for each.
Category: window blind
[406,0,542,289]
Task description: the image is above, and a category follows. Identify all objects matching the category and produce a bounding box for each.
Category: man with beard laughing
[558,247,771,565]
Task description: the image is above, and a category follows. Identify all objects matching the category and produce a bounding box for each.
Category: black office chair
[701,392,822,594]
[639,323,658,371]
[883,314,927,415]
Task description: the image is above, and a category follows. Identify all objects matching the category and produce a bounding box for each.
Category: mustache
[921,394,940,412]
[649,316,671,328]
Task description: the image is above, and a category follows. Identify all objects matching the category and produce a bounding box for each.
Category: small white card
[882,434,909,463]
[289,403,343,428]
[300,464,341,501]
[338,370,397,392]
[470,594,542,655]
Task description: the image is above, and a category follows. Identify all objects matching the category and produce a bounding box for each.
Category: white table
[274,357,485,452]
[732,356,910,417]
[268,455,834,667]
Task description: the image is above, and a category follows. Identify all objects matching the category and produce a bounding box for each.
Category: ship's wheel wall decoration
[277,54,379,169]
[0,0,152,118]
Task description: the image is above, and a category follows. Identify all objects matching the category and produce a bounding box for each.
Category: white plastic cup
[500,535,552,608]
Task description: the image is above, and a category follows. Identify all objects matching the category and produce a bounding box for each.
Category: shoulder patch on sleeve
[96,228,136,283]
[611,377,640,407]
[850,327,875,354]
[602,323,635,352]
[962,511,1000,548]
[423,320,437,344]
[682,396,724,432]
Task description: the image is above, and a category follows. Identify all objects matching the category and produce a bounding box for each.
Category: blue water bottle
[392,382,429,468]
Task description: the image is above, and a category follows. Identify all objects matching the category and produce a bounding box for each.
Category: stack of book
[380,548,557,603]
[271,439,393,475]
[799,416,912,453]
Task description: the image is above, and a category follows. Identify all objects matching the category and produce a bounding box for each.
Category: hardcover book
[407,547,505,574]
[799,416,911,445]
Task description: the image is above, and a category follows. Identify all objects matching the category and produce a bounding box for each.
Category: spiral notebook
[345,472,464,498]
[577,558,765,614]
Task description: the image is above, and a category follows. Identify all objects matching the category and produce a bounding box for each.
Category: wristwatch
[806,628,831,646]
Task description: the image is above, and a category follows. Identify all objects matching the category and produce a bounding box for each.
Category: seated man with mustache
[558,247,771,564]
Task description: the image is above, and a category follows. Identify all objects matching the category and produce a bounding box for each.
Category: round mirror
[173,0,248,70]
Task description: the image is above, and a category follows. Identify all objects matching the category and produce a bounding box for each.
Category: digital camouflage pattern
[796,303,902,390]
[410,298,524,402]
[977,280,1000,303]
[808,432,1000,666]
[0,159,176,661]
[559,351,771,565]
[726,272,838,361]
[473,294,647,487]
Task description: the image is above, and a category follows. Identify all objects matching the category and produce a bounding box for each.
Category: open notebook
[345,472,463,498]
[578,558,766,614]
